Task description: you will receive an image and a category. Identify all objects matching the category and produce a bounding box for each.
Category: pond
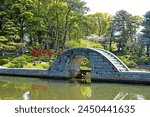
[0,75,150,100]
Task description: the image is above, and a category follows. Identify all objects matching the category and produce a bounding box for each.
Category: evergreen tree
[142,11,150,56]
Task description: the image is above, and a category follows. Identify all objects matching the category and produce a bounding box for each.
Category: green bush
[4,56,28,68]
[32,55,51,62]
[66,39,103,49]
[24,62,49,69]
[24,63,34,68]
[127,61,137,68]
[0,59,9,65]
[137,56,150,65]
[20,54,33,62]
[3,62,16,68]
[36,63,49,69]
[118,55,137,68]
[11,56,27,68]
[105,43,118,51]
[80,58,91,69]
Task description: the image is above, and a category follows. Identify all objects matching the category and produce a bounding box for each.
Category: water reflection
[136,94,145,100]
[114,92,128,100]
[80,84,92,98]
[113,92,145,100]
[23,90,30,100]
[0,76,150,100]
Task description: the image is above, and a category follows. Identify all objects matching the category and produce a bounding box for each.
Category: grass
[24,62,49,69]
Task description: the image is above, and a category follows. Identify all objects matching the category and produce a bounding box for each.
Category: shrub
[20,54,33,62]
[106,43,118,51]
[118,55,137,68]
[0,59,9,65]
[80,58,91,69]
[3,62,16,68]
[66,39,103,49]
[137,56,150,65]
[127,61,137,68]
[36,63,49,69]
[34,55,51,62]
[11,56,27,68]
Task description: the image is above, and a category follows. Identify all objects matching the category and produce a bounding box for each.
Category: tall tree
[0,0,25,54]
[142,11,150,56]
[113,10,142,51]
[107,19,117,52]
[94,12,112,36]
[62,0,88,50]
[113,10,131,51]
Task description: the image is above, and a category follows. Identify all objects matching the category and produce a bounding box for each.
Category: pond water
[0,76,150,100]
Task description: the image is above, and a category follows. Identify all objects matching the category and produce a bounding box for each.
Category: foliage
[11,57,28,68]
[33,55,51,62]
[0,36,8,42]
[66,39,103,48]
[3,56,27,68]
[0,0,150,68]
[118,54,137,68]
[111,10,143,51]
[0,59,9,65]
[127,61,137,68]
[24,63,49,69]
[32,49,53,57]
[2,53,52,68]
[80,58,91,69]
[104,43,118,51]
[142,11,150,56]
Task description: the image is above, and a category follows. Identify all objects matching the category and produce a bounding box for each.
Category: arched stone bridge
[1,47,150,84]
[49,48,130,78]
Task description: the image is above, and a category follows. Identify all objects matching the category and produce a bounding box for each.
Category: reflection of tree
[114,92,145,100]
[80,84,92,98]
[114,92,128,100]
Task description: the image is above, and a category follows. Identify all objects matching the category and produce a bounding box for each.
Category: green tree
[80,15,98,36]
[142,11,150,56]
[106,19,117,52]
[0,0,25,54]
[62,0,88,50]
[94,12,112,36]
[113,10,132,51]
[113,10,142,52]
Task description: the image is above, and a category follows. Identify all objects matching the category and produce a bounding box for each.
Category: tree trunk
[20,18,24,42]
[37,31,42,47]
[29,34,33,46]
[97,17,101,37]
[109,30,113,52]
[62,9,71,51]
[146,44,150,57]
[53,12,59,52]
[46,33,49,50]
[109,39,112,52]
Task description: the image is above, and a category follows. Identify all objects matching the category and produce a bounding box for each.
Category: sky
[83,0,150,16]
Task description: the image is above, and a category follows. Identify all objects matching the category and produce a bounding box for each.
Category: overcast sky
[83,0,150,16]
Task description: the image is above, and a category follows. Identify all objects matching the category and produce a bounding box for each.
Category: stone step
[98,49,129,71]
[113,62,122,65]
[118,68,127,71]
[109,59,118,62]
[115,65,124,68]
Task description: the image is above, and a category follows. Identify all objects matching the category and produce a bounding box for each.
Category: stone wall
[0,68,48,77]
[1,68,150,83]
[92,71,150,83]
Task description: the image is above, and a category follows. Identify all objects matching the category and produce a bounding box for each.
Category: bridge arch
[48,48,129,79]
